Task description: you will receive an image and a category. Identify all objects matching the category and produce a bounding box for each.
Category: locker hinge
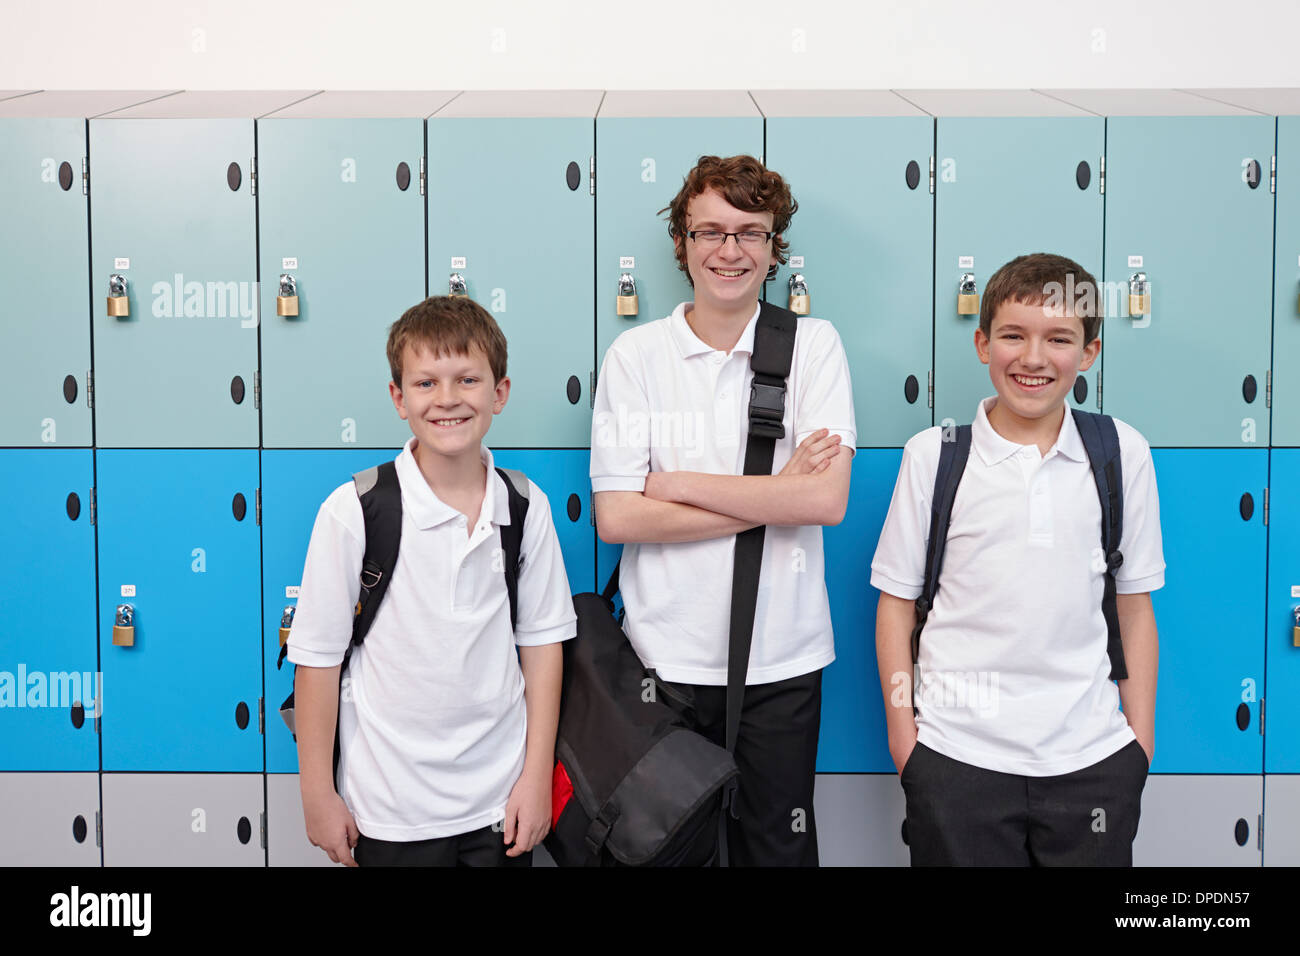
[1270,155,1276,194]
[86,370,94,409]
[1266,369,1272,408]
[81,157,89,196]
[589,156,595,197]
[254,370,261,410]
[590,491,595,528]
[589,370,596,409]
[258,696,265,734]
[93,711,100,734]
[1099,156,1105,195]
[928,156,935,194]
[260,811,267,850]
[419,156,426,196]
[89,487,96,526]
[95,811,102,848]
[926,370,933,409]
[1263,487,1269,526]
[250,157,257,197]
[1257,814,1263,851]
[1097,376,1103,410]
[1259,696,1265,736]
[255,487,262,526]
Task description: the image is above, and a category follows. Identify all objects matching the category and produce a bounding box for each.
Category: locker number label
[120,584,136,597]
[286,585,301,598]
[789,256,805,269]
[282,257,298,270]
[620,257,636,269]
[451,257,467,269]
[958,256,974,269]
[114,257,130,270]
[1128,255,1143,268]
[1291,585,1300,598]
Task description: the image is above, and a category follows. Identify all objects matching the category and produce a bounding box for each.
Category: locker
[1049,90,1275,448]
[0,772,101,865]
[428,91,600,448]
[595,92,764,363]
[903,91,1103,430]
[96,450,262,771]
[266,772,337,866]
[0,450,98,770]
[1264,449,1300,772]
[1263,774,1300,865]
[814,773,910,866]
[1133,775,1261,866]
[1149,450,1267,772]
[0,92,163,446]
[101,773,264,865]
[756,91,934,447]
[259,92,452,448]
[89,91,312,447]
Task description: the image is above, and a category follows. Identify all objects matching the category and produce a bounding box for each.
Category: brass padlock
[449,273,468,298]
[279,605,295,648]
[1128,272,1150,317]
[107,274,129,317]
[112,603,135,647]
[276,274,299,316]
[616,273,639,317]
[788,273,810,315]
[1293,607,1300,647]
[957,272,979,316]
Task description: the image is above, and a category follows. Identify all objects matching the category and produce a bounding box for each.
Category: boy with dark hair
[591,154,856,866]
[288,295,576,866]
[873,252,1163,866]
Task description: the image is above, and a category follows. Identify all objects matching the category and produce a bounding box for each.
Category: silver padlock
[788,273,810,315]
[616,273,639,317]
[449,273,468,298]
[957,273,979,316]
[107,274,129,317]
[113,603,135,647]
[276,274,299,316]
[1128,272,1150,317]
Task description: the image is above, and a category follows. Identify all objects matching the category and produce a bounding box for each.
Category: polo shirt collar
[394,438,512,530]
[668,301,761,359]
[971,397,1088,466]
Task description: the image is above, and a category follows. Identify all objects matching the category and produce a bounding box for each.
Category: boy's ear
[974,327,991,365]
[389,380,408,419]
[1078,336,1101,372]
[493,375,511,414]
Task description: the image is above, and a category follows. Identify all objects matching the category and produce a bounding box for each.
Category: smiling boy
[287,296,575,866]
[590,155,856,866]
[871,253,1164,866]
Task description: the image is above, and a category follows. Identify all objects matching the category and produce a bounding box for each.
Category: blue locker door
[1265,449,1300,772]
[493,450,596,598]
[1274,117,1300,446]
[1149,450,1266,772]
[429,97,599,448]
[933,117,1104,429]
[1102,116,1275,447]
[0,451,99,770]
[258,118,426,449]
[0,115,91,447]
[89,118,259,447]
[764,112,934,447]
[96,450,262,771]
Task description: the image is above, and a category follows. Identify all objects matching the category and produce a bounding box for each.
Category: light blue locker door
[759,92,934,447]
[0,110,90,446]
[818,449,903,772]
[262,448,397,773]
[1149,450,1266,773]
[1274,117,1300,446]
[96,450,262,771]
[0,450,98,770]
[89,93,305,448]
[595,92,763,366]
[429,92,601,448]
[259,94,444,448]
[916,93,1103,430]
[1098,113,1274,447]
[1266,449,1300,772]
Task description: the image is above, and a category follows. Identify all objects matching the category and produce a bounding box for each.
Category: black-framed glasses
[686,230,775,249]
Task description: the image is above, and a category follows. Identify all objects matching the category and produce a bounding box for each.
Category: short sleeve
[869,429,941,600]
[513,483,578,647]
[286,483,365,668]
[1114,424,1165,594]
[590,341,651,493]
[793,319,857,454]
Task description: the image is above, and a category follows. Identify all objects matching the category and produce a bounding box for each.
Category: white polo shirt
[871,397,1165,776]
[590,301,857,686]
[287,439,576,841]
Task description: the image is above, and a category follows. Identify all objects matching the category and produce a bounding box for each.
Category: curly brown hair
[387,296,508,386]
[659,155,798,284]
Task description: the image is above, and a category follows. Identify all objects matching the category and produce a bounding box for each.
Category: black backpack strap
[1071,409,1128,681]
[352,461,403,647]
[911,424,972,701]
[726,301,798,759]
[495,466,531,631]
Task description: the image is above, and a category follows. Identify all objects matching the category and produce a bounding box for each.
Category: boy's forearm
[650,456,850,527]
[518,643,564,777]
[594,490,759,544]
[876,592,918,738]
[1116,593,1159,753]
[294,663,342,796]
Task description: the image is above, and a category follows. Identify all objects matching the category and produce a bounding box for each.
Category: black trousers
[655,668,823,867]
[902,738,1150,866]
[354,823,533,867]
